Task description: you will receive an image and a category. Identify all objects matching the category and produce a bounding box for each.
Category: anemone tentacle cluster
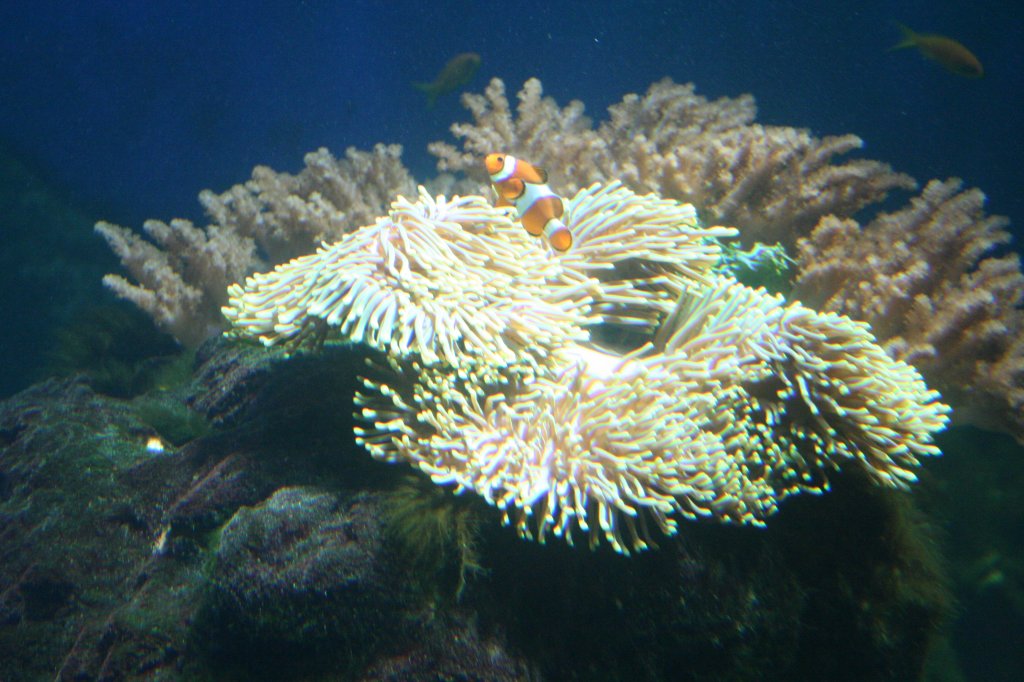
[224,183,949,554]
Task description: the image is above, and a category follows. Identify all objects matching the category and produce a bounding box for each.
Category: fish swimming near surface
[890,23,983,78]
[485,153,573,252]
[414,52,481,108]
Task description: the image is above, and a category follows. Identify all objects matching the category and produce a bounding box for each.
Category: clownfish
[485,153,572,252]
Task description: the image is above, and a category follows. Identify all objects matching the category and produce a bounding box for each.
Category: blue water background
[1,1,1020,230]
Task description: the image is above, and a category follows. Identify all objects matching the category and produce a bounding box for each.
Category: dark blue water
[1,1,1020,229]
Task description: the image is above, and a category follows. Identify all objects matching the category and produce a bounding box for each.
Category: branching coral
[95,217,257,347]
[794,179,1024,439]
[97,144,417,346]
[429,77,915,247]
[201,144,417,263]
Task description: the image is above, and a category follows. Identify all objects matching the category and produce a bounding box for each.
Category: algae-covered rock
[197,487,408,678]
[0,378,187,680]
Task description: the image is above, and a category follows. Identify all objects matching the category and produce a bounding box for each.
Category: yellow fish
[890,24,983,78]
[414,53,481,108]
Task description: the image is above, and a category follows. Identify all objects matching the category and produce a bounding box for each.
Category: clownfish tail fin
[546,220,573,252]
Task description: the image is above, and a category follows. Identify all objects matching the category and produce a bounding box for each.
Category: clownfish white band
[543,216,570,244]
[490,154,518,183]
[514,180,559,213]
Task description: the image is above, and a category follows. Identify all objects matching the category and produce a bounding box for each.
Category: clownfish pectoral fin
[495,196,513,208]
[495,177,526,201]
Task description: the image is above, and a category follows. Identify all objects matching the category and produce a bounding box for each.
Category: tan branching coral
[201,144,417,263]
[794,179,1024,439]
[354,275,949,553]
[430,77,915,247]
[97,144,417,346]
[95,217,258,347]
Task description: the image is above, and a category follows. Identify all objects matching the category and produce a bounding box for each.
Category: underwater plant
[223,179,948,554]
[384,477,484,602]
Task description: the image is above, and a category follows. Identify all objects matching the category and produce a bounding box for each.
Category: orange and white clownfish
[484,153,572,252]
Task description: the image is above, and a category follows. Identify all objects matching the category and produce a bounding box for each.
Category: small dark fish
[414,52,481,109]
[890,24,983,78]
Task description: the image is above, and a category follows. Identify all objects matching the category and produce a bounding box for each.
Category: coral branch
[95,218,254,346]
[794,179,1024,438]
[97,145,417,345]
[430,78,914,247]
